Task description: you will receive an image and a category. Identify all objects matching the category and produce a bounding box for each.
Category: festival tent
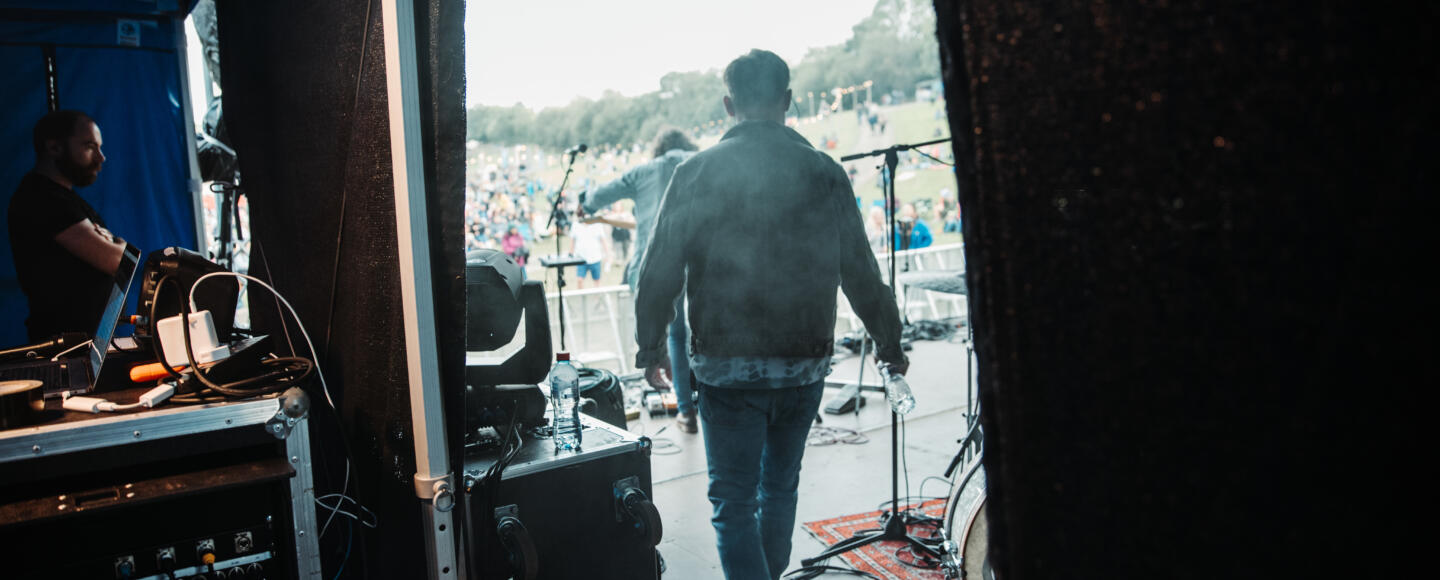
[0,1,201,346]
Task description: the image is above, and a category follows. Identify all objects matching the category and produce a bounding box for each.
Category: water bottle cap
[556,352,570,361]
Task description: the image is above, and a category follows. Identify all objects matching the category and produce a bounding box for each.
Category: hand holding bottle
[879,362,916,415]
[876,356,909,377]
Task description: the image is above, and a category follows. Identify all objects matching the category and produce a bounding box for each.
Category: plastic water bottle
[550,352,582,451]
[880,364,916,415]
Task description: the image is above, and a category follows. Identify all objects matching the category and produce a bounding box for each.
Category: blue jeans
[699,381,824,579]
[575,261,602,280]
[667,299,695,415]
[627,267,694,415]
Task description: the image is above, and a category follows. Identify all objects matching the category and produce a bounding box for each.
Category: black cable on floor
[633,424,682,456]
[783,563,881,579]
[808,425,870,446]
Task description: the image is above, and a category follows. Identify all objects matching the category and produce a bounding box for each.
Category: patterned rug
[801,499,949,579]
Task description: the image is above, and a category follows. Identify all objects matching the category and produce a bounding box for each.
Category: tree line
[466,0,939,150]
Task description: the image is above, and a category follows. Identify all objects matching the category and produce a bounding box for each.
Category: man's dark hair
[32,110,94,157]
[652,128,698,159]
[723,49,790,113]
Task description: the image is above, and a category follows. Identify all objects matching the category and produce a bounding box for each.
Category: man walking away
[633,49,908,579]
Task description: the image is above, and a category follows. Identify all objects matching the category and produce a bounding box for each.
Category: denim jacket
[633,120,906,370]
[582,148,695,285]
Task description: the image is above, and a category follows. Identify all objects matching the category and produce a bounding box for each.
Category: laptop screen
[87,244,141,379]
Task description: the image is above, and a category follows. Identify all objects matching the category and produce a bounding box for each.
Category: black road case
[0,392,321,579]
[463,414,660,579]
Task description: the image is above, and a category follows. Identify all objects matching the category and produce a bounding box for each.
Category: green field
[795,101,961,246]
[792,111,862,163]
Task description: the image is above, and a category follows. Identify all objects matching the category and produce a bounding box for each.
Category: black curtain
[217,0,466,577]
[934,1,1428,577]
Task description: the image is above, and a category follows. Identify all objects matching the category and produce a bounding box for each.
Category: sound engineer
[7,110,127,341]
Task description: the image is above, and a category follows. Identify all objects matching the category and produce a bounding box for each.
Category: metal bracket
[432,479,455,512]
[264,414,298,439]
[264,387,310,440]
[414,472,454,502]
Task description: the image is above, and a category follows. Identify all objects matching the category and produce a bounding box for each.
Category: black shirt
[7,172,112,342]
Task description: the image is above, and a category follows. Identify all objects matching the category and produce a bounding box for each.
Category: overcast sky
[465,0,878,110]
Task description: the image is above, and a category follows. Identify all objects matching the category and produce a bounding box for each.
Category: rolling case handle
[495,505,538,580]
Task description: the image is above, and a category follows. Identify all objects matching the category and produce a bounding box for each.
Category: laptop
[0,244,142,398]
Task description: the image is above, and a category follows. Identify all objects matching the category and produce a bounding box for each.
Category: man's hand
[877,356,909,376]
[55,218,125,276]
[94,224,121,244]
[645,351,674,389]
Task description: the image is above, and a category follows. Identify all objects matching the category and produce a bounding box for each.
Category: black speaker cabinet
[462,415,660,579]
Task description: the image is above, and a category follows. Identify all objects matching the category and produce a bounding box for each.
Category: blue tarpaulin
[1,5,197,346]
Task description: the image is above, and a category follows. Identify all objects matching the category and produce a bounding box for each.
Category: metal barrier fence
[545,243,967,374]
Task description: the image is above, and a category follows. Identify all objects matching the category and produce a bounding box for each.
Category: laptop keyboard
[0,364,62,385]
[0,359,85,397]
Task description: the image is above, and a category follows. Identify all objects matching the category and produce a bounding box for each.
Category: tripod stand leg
[904,533,943,558]
[800,527,887,566]
[854,331,868,416]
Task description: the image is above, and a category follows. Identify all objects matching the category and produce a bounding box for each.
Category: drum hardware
[938,337,989,578]
[940,450,989,579]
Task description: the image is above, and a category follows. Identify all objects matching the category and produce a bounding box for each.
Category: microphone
[566,144,588,156]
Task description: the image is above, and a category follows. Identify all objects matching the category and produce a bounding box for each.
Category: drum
[944,461,994,579]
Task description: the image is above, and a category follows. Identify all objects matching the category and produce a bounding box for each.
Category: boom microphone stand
[800,137,951,570]
[539,147,588,352]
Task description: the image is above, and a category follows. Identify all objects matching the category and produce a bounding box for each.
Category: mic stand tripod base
[799,508,942,567]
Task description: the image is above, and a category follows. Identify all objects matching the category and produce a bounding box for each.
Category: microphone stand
[540,148,586,352]
[547,149,581,258]
[800,137,951,571]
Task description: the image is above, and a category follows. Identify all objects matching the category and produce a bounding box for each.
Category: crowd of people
[464,146,657,278]
[464,97,962,284]
[463,159,543,267]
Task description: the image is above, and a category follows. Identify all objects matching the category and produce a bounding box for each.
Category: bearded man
[7,110,127,341]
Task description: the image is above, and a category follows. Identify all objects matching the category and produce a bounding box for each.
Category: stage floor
[628,337,976,578]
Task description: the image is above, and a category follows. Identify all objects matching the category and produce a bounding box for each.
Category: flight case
[463,414,661,579]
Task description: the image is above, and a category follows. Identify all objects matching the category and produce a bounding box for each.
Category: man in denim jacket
[581,129,701,433]
[634,49,908,579]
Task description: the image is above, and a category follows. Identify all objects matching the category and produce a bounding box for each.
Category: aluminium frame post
[174,17,208,255]
[286,416,323,577]
[380,0,459,578]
